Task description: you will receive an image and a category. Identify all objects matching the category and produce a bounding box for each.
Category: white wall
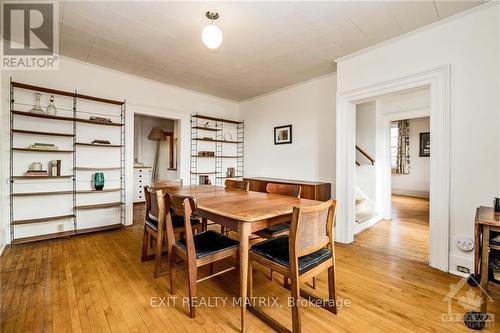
[1,56,239,245]
[241,74,336,192]
[336,3,500,273]
[356,101,376,202]
[392,117,430,197]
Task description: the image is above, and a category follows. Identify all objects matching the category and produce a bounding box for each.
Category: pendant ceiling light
[202,11,223,50]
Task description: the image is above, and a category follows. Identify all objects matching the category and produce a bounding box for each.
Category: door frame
[335,65,450,271]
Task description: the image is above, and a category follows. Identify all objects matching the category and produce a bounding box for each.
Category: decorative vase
[93,172,105,191]
[30,93,45,114]
[46,95,57,116]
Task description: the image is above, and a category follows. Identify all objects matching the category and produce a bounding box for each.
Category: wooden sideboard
[243,177,331,201]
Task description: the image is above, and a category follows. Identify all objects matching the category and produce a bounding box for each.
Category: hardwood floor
[355,195,430,264]
[1,202,498,332]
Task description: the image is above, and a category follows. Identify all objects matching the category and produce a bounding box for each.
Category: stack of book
[90,116,113,124]
[28,143,58,150]
[25,170,48,176]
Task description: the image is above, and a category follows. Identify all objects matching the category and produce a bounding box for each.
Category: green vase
[94,172,105,191]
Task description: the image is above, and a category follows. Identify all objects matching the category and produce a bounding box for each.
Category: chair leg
[209,262,214,275]
[328,267,337,314]
[312,277,317,289]
[269,269,273,281]
[290,276,302,333]
[141,227,149,261]
[187,261,197,318]
[154,232,164,279]
[168,249,177,294]
[221,225,226,234]
[202,218,207,231]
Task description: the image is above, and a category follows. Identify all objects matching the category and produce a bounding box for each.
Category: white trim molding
[335,65,450,272]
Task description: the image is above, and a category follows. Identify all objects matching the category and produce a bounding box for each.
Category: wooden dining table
[164,185,322,332]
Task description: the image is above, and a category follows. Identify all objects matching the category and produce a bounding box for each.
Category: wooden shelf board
[191,126,221,132]
[11,230,76,244]
[12,214,75,225]
[12,129,75,137]
[75,118,123,127]
[216,176,243,179]
[12,190,73,197]
[12,175,73,180]
[76,188,121,194]
[191,155,215,158]
[490,244,500,251]
[75,143,123,148]
[75,93,124,106]
[12,110,74,122]
[75,167,121,170]
[77,224,123,234]
[190,172,217,174]
[193,138,242,144]
[13,148,74,153]
[12,82,75,97]
[75,202,123,210]
[192,114,243,125]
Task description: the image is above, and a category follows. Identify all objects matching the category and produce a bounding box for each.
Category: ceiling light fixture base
[206,11,219,21]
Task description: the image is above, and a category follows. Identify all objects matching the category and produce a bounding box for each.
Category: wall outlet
[455,235,474,252]
[457,266,470,274]
[57,224,64,232]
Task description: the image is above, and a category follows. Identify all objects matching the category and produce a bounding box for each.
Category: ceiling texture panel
[59,1,486,100]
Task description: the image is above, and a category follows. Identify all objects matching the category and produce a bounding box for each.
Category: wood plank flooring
[1,200,498,332]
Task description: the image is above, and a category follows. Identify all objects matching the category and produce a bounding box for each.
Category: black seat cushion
[256,223,290,238]
[251,236,332,275]
[176,230,239,259]
[145,209,200,231]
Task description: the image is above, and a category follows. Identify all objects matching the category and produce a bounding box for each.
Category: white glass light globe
[202,24,223,50]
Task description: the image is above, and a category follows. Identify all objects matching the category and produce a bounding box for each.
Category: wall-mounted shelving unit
[9,80,126,244]
[190,114,244,186]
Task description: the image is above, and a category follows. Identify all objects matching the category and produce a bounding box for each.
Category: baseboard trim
[0,243,6,256]
[355,215,383,235]
[392,189,429,198]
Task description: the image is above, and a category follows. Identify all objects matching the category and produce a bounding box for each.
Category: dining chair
[153,179,183,187]
[248,199,337,333]
[224,179,249,191]
[141,185,202,278]
[160,191,239,318]
[254,183,307,284]
[221,179,249,234]
[255,183,301,239]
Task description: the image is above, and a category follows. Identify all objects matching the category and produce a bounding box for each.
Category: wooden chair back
[153,179,183,187]
[266,183,301,198]
[289,200,336,258]
[161,192,198,262]
[144,186,160,221]
[225,179,249,191]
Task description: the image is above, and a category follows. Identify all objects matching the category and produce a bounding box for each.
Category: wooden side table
[473,207,500,317]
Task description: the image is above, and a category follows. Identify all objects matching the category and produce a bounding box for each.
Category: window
[390,122,399,169]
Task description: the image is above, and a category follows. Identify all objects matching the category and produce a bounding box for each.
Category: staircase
[355,145,378,224]
[355,189,378,223]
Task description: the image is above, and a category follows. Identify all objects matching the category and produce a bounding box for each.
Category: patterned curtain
[395,120,410,174]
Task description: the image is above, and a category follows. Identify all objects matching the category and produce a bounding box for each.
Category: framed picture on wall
[274,125,292,145]
[419,132,430,157]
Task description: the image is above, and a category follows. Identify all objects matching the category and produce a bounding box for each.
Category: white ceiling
[59,1,485,100]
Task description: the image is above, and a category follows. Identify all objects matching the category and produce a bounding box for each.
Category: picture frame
[419,132,430,157]
[274,125,292,145]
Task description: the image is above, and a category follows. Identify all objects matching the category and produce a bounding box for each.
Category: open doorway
[353,87,432,264]
[133,114,180,203]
